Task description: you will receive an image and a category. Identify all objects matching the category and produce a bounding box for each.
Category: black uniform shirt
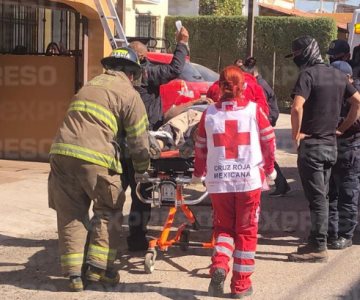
[292,63,357,145]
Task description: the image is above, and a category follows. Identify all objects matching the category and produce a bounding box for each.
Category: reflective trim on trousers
[60,253,84,267]
[260,126,273,134]
[87,244,117,262]
[261,132,275,141]
[233,263,255,273]
[216,236,234,246]
[233,250,255,259]
[213,245,233,258]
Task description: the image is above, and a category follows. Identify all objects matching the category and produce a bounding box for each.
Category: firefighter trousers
[210,189,261,294]
[48,155,125,277]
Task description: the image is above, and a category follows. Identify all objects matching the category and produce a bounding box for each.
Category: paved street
[0,114,359,300]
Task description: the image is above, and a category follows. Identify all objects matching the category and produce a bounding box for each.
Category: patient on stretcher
[149,104,208,159]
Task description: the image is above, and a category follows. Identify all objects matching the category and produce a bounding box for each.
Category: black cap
[327,39,350,56]
[285,35,314,58]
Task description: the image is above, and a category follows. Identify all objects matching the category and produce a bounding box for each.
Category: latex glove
[266,169,277,181]
[191,175,204,185]
[134,172,149,183]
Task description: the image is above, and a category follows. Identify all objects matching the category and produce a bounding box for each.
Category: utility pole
[247,0,255,57]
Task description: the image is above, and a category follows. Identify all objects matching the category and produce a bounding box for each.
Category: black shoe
[269,184,290,197]
[127,235,149,252]
[288,244,328,263]
[327,236,338,246]
[296,243,325,254]
[329,237,352,250]
[208,268,226,297]
[231,286,253,299]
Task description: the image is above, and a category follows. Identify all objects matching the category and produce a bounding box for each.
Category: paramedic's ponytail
[219,66,245,101]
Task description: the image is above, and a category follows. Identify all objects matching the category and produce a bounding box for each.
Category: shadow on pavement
[0,234,69,292]
[339,277,360,300]
[0,234,209,298]
[85,281,209,299]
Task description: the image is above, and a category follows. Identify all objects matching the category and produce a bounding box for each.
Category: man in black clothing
[327,39,351,64]
[287,36,360,263]
[122,27,190,251]
[328,61,360,250]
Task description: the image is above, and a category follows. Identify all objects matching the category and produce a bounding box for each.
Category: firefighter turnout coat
[48,70,150,276]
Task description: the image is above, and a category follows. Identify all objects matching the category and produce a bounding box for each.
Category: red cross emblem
[213,120,250,159]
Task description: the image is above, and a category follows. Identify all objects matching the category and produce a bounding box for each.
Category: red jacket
[206,73,270,116]
[194,98,275,178]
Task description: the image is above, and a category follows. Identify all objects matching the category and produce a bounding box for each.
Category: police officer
[48,47,150,291]
[123,27,190,252]
[286,36,360,263]
[328,61,360,249]
[327,39,351,64]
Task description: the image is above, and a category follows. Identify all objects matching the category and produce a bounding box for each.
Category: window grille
[0,2,85,55]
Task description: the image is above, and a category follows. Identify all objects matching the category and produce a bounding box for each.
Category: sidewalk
[0,114,359,300]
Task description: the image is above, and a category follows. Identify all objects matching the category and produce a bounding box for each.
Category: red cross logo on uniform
[213,120,250,159]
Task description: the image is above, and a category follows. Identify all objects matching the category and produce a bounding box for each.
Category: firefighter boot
[86,266,120,286]
[69,276,84,292]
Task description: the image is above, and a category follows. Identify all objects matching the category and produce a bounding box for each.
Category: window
[0,2,85,55]
[136,13,159,38]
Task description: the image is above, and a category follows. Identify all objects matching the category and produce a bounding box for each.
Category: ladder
[94,0,128,49]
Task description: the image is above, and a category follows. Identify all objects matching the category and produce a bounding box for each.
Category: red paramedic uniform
[194,98,275,294]
[206,73,270,116]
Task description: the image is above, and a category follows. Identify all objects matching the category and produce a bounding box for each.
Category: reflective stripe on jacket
[50,71,150,173]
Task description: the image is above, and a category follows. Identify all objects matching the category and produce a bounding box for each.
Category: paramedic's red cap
[285,35,313,58]
[327,39,350,56]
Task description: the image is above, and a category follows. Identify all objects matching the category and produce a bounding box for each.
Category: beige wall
[0,55,75,161]
[168,0,199,16]
[124,0,168,37]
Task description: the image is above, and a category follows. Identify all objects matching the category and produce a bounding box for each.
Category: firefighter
[48,47,150,291]
[192,66,276,298]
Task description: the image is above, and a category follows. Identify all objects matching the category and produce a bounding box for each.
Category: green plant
[216,0,243,16]
[199,0,218,15]
[165,16,337,110]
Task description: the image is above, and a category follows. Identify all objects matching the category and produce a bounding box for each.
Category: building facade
[0,0,168,161]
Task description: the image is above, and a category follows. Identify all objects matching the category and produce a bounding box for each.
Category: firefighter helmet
[101,47,141,79]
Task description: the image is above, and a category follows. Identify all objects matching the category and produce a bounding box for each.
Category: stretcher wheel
[180,229,190,251]
[144,250,157,274]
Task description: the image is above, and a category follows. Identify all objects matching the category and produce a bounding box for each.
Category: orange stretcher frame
[143,150,215,274]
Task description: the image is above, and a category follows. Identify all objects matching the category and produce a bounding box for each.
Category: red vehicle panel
[147,53,219,113]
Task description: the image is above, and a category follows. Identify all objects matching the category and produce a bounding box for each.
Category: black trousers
[121,159,151,237]
[297,140,337,250]
[328,136,360,240]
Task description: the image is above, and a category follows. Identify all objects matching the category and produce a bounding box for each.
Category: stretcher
[136,150,214,274]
